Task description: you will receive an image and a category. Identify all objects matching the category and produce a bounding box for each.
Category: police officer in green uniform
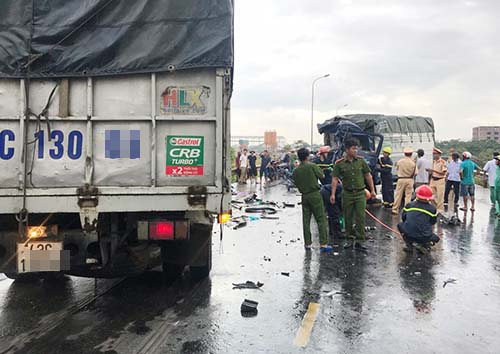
[292,148,333,252]
[331,139,376,249]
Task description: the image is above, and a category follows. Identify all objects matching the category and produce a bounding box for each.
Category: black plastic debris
[244,194,260,204]
[283,202,295,208]
[440,214,461,226]
[241,299,259,317]
[232,281,264,289]
[233,219,247,230]
[281,272,290,277]
[443,278,457,288]
[261,215,280,220]
[263,256,271,262]
[245,207,277,215]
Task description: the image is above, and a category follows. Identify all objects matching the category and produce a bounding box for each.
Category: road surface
[0,182,499,353]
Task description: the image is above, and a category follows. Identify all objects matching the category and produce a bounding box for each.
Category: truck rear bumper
[0,193,227,214]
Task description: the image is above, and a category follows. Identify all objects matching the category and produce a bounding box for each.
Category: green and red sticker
[166,136,204,176]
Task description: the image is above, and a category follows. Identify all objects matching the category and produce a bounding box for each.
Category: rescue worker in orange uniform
[392,147,416,215]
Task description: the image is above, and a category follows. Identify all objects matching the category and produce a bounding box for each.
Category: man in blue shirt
[259,150,272,185]
[459,151,481,212]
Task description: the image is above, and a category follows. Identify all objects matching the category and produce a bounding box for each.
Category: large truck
[0,1,234,280]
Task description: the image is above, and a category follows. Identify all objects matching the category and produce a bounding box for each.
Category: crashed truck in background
[0,0,234,280]
[318,114,436,183]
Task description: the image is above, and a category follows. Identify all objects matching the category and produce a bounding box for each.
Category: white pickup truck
[0,1,233,280]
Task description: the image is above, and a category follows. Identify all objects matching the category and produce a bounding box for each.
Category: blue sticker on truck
[0,129,83,160]
[105,129,140,159]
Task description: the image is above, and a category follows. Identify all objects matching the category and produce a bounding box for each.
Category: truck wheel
[162,262,185,281]
[4,272,40,282]
[190,265,209,280]
[190,247,212,280]
[188,224,213,280]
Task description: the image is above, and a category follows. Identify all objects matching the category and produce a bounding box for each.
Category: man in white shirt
[238,149,249,184]
[483,152,500,207]
[415,149,431,188]
[444,152,461,209]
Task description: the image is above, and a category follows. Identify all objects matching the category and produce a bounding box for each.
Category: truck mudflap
[160,222,213,273]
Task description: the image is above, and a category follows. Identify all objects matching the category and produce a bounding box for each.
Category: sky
[230,0,500,144]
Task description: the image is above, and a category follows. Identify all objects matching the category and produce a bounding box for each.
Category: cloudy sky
[230,0,500,144]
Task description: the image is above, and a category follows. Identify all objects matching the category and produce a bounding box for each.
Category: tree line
[436,139,500,167]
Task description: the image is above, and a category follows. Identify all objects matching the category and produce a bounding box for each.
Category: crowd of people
[235,148,298,185]
[290,139,500,255]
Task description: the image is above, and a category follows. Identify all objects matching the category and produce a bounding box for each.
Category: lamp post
[336,104,348,116]
[311,74,330,148]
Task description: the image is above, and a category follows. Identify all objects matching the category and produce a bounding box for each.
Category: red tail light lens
[149,221,174,240]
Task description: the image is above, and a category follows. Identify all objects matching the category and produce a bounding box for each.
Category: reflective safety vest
[401,200,438,238]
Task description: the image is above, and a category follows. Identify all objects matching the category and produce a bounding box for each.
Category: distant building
[231,135,286,149]
[472,126,500,142]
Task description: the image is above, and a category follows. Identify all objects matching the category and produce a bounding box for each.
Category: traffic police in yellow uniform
[392,147,416,215]
[331,139,376,249]
[428,147,447,214]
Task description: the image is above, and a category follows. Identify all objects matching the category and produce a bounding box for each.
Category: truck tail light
[149,222,174,240]
[146,220,189,241]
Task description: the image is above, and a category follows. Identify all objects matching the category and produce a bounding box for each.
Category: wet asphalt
[0,182,499,354]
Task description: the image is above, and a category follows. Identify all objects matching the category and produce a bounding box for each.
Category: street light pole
[311,74,330,148]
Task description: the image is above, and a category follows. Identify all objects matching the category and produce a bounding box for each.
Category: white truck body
[0,68,231,214]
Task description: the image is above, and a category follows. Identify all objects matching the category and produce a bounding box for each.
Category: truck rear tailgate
[0,69,230,213]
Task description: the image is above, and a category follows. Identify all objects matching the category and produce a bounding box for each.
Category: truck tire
[190,242,212,280]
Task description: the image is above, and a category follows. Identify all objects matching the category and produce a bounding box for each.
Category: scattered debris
[248,215,260,221]
[443,278,457,288]
[244,194,260,204]
[263,256,271,262]
[233,218,247,230]
[245,207,278,215]
[364,226,376,231]
[261,215,280,220]
[283,202,295,208]
[232,281,264,289]
[440,214,461,225]
[413,271,422,276]
[241,299,259,316]
[281,272,290,277]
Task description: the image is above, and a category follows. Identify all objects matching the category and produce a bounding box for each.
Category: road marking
[293,302,320,347]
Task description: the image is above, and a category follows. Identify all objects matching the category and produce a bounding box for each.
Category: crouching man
[397,185,440,254]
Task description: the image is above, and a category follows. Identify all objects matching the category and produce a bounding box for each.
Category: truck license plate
[17,242,67,273]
